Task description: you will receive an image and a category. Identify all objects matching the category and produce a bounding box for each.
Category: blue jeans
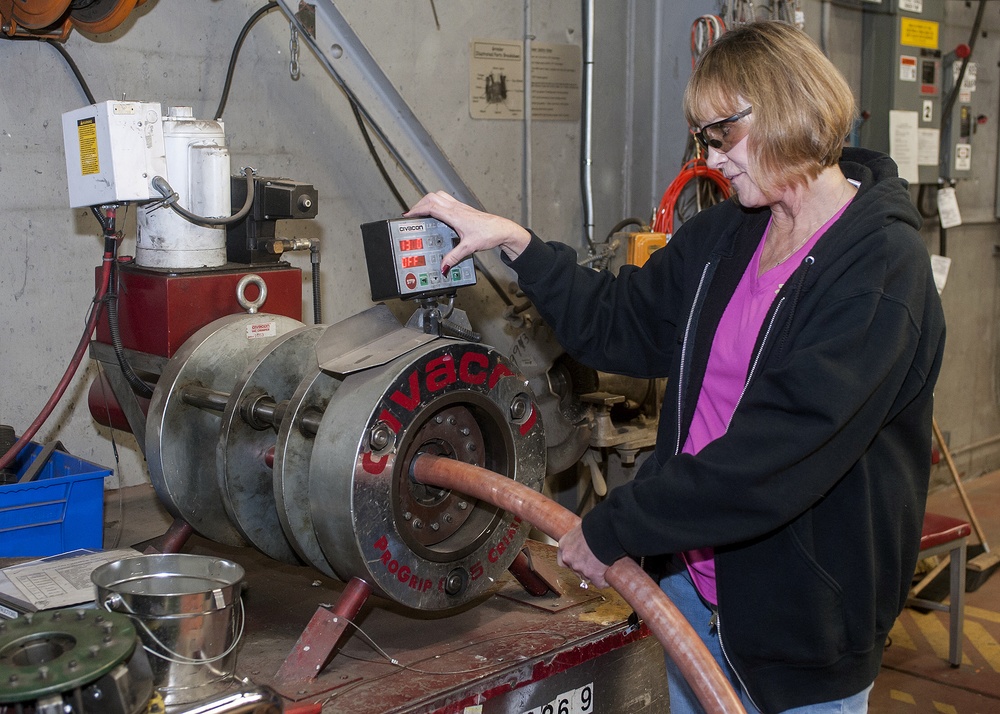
[659,561,873,714]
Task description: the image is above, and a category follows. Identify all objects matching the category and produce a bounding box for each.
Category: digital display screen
[401,255,427,269]
[399,238,424,252]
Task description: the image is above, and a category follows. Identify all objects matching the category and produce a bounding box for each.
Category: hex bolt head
[509,395,530,421]
[430,522,440,531]
[369,424,392,451]
[412,518,423,530]
[458,500,468,510]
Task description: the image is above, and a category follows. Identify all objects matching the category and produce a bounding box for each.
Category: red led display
[401,255,427,269]
[399,238,424,252]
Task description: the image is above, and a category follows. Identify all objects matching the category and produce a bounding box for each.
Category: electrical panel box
[62,100,167,208]
[860,0,944,185]
[361,217,476,301]
[941,58,975,181]
[626,232,667,267]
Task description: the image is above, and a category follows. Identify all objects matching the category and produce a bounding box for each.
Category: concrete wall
[0,0,614,486]
[2,0,999,494]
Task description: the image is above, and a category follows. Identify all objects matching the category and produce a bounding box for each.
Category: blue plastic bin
[0,442,111,557]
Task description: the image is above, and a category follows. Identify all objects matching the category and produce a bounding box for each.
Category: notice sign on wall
[470,39,581,121]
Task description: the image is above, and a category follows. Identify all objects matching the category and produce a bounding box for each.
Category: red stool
[906,512,972,667]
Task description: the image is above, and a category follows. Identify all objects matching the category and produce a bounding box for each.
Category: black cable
[215,1,280,120]
[605,217,646,241]
[941,0,987,130]
[95,210,154,399]
[151,171,255,226]
[45,39,96,105]
[310,241,322,324]
[349,98,409,212]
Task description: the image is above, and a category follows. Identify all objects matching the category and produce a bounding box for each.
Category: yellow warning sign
[77,117,99,175]
[900,17,938,50]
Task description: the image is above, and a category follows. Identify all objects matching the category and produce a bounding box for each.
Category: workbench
[209,537,670,713]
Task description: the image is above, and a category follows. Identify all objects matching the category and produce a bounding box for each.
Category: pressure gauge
[362,217,476,301]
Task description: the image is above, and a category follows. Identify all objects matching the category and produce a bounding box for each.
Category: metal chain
[289,22,301,80]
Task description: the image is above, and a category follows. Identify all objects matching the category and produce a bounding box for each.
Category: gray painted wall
[1,0,998,493]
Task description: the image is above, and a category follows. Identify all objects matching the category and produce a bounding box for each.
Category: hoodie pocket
[736,525,849,667]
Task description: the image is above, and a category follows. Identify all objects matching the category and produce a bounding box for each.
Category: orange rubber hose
[411,453,746,714]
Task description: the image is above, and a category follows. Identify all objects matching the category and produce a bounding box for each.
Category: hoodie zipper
[675,261,798,713]
[675,261,713,455]
[730,295,785,422]
[717,614,763,713]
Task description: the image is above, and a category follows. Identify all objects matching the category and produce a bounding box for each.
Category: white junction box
[62,100,168,208]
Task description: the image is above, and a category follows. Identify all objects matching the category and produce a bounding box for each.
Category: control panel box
[362,217,476,301]
[860,0,944,185]
[62,100,167,208]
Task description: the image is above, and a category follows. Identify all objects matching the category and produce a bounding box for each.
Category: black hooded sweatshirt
[506,147,946,712]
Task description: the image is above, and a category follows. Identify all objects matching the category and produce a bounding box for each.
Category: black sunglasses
[694,107,753,152]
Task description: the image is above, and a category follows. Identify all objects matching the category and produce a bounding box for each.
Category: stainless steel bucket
[92,553,245,707]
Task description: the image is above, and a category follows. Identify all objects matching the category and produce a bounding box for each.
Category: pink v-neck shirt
[681,201,852,605]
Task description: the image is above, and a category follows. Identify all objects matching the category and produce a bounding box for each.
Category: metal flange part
[308,339,546,610]
[0,609,139,702]
[146,313,304,546]
[218,325,325,563]
[273,365,341,577]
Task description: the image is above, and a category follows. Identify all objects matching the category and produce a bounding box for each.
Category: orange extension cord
[652,158,731,236]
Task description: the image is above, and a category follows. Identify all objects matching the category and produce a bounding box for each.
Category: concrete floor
[98,468,1000,713]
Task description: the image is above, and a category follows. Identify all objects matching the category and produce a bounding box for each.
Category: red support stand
[273,577,373,699]
[508,547,562,597]
[141,517,194,554]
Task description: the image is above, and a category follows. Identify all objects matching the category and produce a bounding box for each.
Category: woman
[406,21,945,714]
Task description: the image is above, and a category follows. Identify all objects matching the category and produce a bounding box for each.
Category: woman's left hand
[557,525,612,588]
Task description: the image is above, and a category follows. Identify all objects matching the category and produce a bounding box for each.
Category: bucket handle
[102,591,245,666]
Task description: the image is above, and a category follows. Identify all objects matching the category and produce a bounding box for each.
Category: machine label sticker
[899,17,938,50]
[899,55,917,82]
[246,321,277,339]
[521,682,594,714]
[77,117,100,175]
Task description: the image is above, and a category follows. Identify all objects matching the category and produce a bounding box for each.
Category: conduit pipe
[411,453,746,714]
[581,0,596,250]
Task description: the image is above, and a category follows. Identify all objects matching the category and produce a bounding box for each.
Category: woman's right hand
[405,191,531,272]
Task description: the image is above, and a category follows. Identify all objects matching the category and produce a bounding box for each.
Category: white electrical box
[62,100,168,208]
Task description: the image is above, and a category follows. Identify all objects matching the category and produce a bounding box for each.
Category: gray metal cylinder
[146,313,546,611]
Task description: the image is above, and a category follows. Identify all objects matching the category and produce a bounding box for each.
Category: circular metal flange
[218,325,324,563]
[0,609,138,703]
[395,404,483,546]
[273,366,341,577]
[146,313,304,545]
[309,339,545,610]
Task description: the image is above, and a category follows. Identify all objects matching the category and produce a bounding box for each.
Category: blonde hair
[684,21,857,195]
